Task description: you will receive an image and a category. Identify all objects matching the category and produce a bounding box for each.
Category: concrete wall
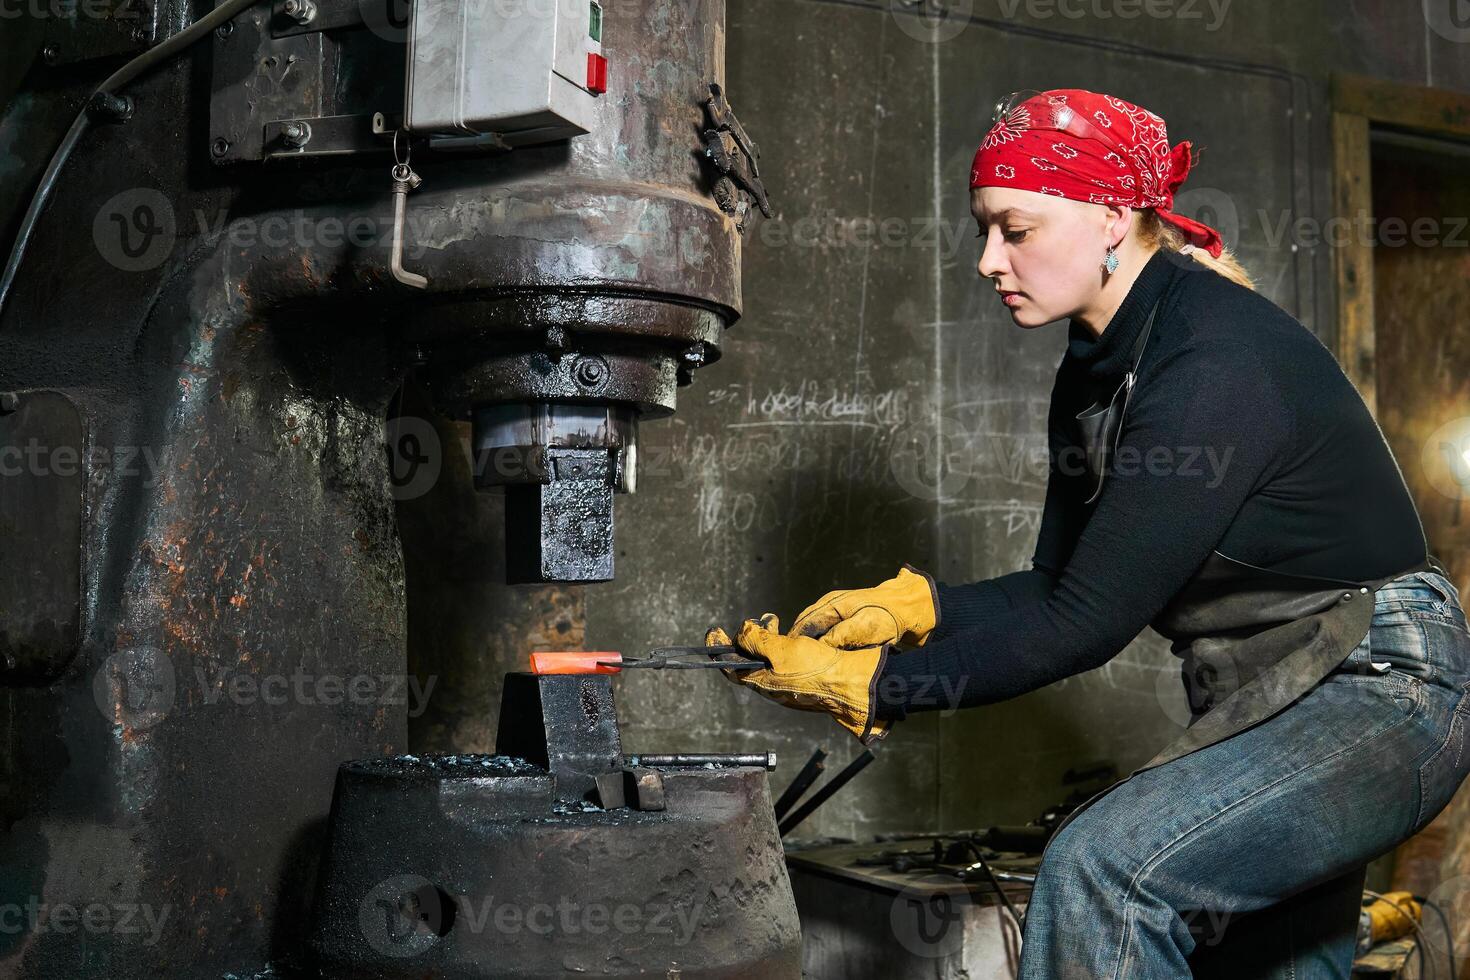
[406,0,1470,839]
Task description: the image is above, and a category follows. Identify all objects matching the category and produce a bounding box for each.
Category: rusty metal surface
[0,0,750,970]
[0,267,410,976]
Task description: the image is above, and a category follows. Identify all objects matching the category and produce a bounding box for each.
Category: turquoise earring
[1104,245,1120,274]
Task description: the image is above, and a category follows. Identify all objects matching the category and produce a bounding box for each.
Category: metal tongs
[529,646,767,675]
[601,645,766,671]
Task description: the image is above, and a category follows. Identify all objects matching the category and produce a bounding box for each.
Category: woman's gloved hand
[790,564,939,650]
[706,614,892,744]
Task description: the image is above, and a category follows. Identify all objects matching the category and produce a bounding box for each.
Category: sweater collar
[1066,248,1182,378]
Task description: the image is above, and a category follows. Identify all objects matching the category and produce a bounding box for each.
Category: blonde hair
[1137,208,1255,292]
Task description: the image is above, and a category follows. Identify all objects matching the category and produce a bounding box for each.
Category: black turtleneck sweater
[874,247,1429,718]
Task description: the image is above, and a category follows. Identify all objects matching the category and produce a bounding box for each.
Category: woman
[709,88,1470,977]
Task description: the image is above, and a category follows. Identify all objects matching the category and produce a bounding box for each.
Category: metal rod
[610,645,766,669]
[650,645,740,656]
[970,847,1028,931]
[772,748,828,821]
[778,749,876,836]
[605,658,765,670]
[989,870,1037,884]
[390,186,428,289]
[625,753,776,770]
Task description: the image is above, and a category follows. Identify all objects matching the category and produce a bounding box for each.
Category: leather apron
[1044,297,1448,846]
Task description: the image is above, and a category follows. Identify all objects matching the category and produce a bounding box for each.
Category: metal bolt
[573,356,609,389]
[215,19,234,37]
[41,44,60,65]
[211,137,231,158]
[282,0,317,24]
[88,91,134,122]
[280,121,312,148]
[0,392,18,414]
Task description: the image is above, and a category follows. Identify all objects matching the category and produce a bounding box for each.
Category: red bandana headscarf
[970,89,1224,259]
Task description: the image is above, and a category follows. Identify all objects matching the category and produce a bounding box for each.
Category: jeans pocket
[1414,682,1470,834]
[1418,572,1457,605]
[1425,574,1470,633]
[1379,575,1451,613]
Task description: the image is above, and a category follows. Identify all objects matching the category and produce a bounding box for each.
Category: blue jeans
[1018,570,1470,979]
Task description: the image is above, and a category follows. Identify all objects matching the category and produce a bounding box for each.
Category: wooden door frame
[1329,73,1470,417]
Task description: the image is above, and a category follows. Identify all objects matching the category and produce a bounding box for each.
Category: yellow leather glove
[790,564,940,650]
[1365,891,1421,944]
[707,614,893,744]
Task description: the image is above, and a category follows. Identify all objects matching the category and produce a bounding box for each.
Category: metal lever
[390,162,428,289]
[389,130,428,289]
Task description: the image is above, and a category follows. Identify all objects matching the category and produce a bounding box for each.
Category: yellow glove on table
[708,615,893,744]
[790,564,940,649]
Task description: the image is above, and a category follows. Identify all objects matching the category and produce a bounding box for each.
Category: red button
[587,52,608,95]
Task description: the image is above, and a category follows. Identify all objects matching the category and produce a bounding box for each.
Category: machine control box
[405,0,606,145]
